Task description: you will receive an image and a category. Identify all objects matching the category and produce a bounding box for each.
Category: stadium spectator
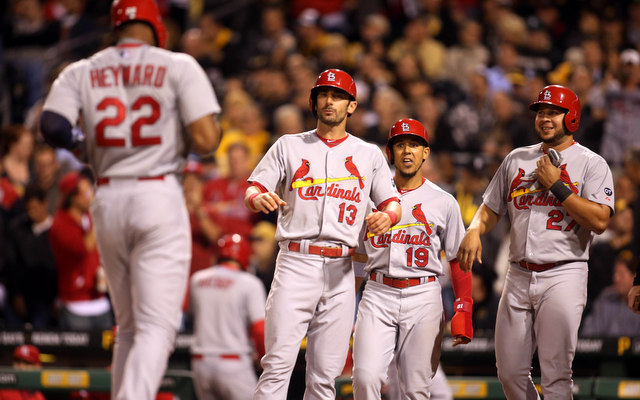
[29,144,63,215]
[587,200,635,315]
[2,0,61,123]
[597,48,640,167]
[248,221,278,293]
[4,184,57,329]
[49,171,112,331]
[1,125,35,197]
[581,253,640,337]
[205,142,258,239]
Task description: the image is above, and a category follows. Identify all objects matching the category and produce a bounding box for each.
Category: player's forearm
[561,196,610,234]
[188,114,220,155]
[380,201,402,225]
[466,204,499,235]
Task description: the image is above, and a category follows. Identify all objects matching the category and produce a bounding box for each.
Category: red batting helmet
[529,85,581,133]
[13,344,41,365]
[308,69,357,116]
[111,0,168,48]
[386,118,429,162]
[217,234,251,269]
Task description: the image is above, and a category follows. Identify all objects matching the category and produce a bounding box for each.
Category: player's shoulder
[420,179,458,205]
[190,266,216,282]
[568,142,609,164]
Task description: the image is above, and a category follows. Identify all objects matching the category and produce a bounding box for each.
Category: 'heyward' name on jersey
[89,64,167,88]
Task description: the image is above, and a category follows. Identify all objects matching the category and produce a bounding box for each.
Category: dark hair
[0,125,31,156]
[23,184,47,203]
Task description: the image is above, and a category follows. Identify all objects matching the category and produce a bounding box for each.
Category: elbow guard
[40,110,75,149]
[451,296,473,341]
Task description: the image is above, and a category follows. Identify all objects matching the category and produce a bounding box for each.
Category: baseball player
[457,85,614,400]
[244,68,401,400]
[0,345,46,400]
[38,1,220,399]
[352,118,472,399]
[190,234,266,400]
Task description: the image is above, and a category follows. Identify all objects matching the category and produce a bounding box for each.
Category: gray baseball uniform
[190,264,266,400]
[249,130,398,400]
[352,178,465,399]
[483,142,614,399]
[42,39,220,400]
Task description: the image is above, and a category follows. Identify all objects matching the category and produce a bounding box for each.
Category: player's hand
[456,229,482,272]
[365,211,392,236]
[452,336,471,347]
[534,155,561,189]
[628,286,640,314]
[252,192,287,214]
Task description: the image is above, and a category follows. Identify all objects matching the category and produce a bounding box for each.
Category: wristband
[248,192,260,211]
[383,210,398,226]
[549,180,573,202]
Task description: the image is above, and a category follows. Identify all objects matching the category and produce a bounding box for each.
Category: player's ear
[423,146,430,161]
[347,100,357,116]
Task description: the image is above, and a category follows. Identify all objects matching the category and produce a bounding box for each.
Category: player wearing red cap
[245,69,400,399]
[458,85,614,399]
[352,118,472,399]
[38,0,221,398]
[0,345,46,400]
[189,234,266,400]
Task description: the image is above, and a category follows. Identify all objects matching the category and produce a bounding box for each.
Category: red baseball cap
[13,344,41,365]
[59,171,80,196]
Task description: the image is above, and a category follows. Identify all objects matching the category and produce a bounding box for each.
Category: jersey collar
[396,177,426,194]
[316,132,349,148]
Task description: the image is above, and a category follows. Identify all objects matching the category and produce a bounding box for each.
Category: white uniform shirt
[360,178,465,278]
[43,39,220,178]
[190,266,266,355]
[249,131,399,248]
[483,142,615,264]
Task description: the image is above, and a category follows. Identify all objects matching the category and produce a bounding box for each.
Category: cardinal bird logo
[345,156,364,189]
[290,159,311,191]
[508,168,536,201]
[412,203,432,235]
[559,164,578,194]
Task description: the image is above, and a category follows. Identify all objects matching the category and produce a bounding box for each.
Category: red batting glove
[451,296,473,342]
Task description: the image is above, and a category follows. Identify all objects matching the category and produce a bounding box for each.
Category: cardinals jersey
[42,39,220,178]
[190,265,266,356]
[248,131,398,248]
[483,142,614,264]
[359,178,465,278]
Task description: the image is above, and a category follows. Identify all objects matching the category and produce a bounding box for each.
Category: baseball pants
[254,246,355,400]
[352,279,444,400]
[91,176,190,400]
[495,261,587,400]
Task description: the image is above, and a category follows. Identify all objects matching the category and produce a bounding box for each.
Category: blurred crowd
[1,0,640,338]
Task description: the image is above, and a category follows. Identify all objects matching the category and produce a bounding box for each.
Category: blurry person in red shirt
[204,141,259,238]
[49,170,112,331]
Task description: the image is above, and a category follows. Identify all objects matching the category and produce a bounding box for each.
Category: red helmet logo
[386,118,429,162]
[308,69,357,116]
[217,234,251,269]
[111,0,167,48]
[529,85,581,133]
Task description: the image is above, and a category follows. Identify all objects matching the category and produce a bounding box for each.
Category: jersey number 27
[95,96,161,147]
